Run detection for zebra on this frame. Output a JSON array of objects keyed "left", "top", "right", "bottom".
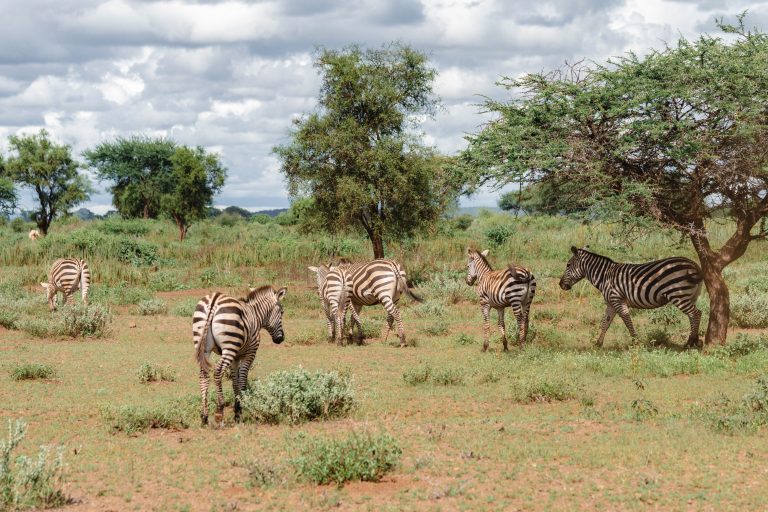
[
  {"left": 193, "top": 285, "right": 287, "bottom": 426},
  {"left": 308, "top": 264, "right": 336, "bottom": 340},
  {"left": 40, "top": 258, "right": 91, "bottom": 312},
  {"left": 308, "top": 263, "right": 356, "bottom": 344},
  {"left": 558, "top": 246, "right": 703, "bottom": 348},
  {"left": 465, "top": 248, "right": 536, "bottom": 352},
  {"left": 333, "top": 259, "right": 422, "bottom": 347}
]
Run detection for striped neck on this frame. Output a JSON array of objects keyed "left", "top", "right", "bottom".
[
  {"left": 581, "top": 251, "right": 616, "bottom": 289},
  {"left": 474, "top": 253, "right": 493, "bottom": 279}
]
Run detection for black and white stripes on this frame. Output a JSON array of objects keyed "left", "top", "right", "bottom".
[
  {"left": 559, "top": 246, "right": 703, "bottom": 347},
  {"left": 40, "top": 258, "right": 91, "bottom": 312}
]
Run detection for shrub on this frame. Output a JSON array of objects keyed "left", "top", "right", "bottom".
[
  {"left": 403, "top": 363, "right": 464, "bottom": 385},
  {"left": 148, "top": 270, "right": 189, "bottom": 292},
  {"left": 19, "top": 318, "right": 62, "bottom": 339},
  {"left": 420, "top": 270, "right": 473, "bottom": 305},
  {"left": 513, "top": 376, "right": 579, "bottom": 403},
  {"left": 451, "top": 214, "right": 474, "bottom": 231},
  {"left": 630, "top": 398, "right": 659, "bottom": 421},
  {"left": 484, "top": 224, "right": 514, "bottom": 247},
  {"left": 136, "top": 299, "right": 168, "bottom": 316},
  {"left": 698, "top": 376, "right": 768, "bottom": 434},
  {"left": 290, "top": 430, "right": 401, "bottom": 486},
  {"left": 730, "top": 294, "right": 768, "bottom": 328},
  {"left": 137, "top": 363, "right": 176, "bottom": 383},
  {"left": 0, "top": 310, "right": 18, "bottom": 330},
  {"left": 97, "top": 218, "right": 151, "bottom": 236},
  {"left": 711, "top": 333, "right": 768, "bottom": 359},
  {"left": 238, "top": 458, "right": 286, "bottom": 488},
  {"left": 90, "top": 285, "right": 153, "bottom": 306},
  {"left": 413, "top": 300, "right": 446, "bottom": 319},
  {"left": 61, "top": 304, "right": 112, "bottom": 338},
  {"left": 101, "top": 403, "right": 192, "bottom": 435},
  {"left": 252, "top": 214, "right": 271, "bottom": 225},
  {"left": 116, "top": 238, "right": 159, "bottom": 267},
  {"left": 419, "top": 321, "right": 449, "bottom": 336},
  {"left": 0, "top": 419, "right": 68, "bottom": 510},
  {"left": 455, "top": 334, "right": 477, "bottom": 346},
  {"left": 240, "top": 368, "right": 356, "bottom": 424},
  {"left": 431, "top": 367, "right": 465, "bottom": 385},
  {"left": 402, "top": 364, "right": 432, "bottom": 385},
  {"left": 644, "top": 328, "right": 673, "bottom": 347},
  {"left": 172, "top": 299, "right": 199, "bottom": 317},
  {"left": 10, "top": 363, "right": 56, "bottom": 381}
]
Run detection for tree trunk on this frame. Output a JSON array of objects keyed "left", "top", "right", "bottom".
[
  {"left": 143, "top": 202, "right": 150, "bottom": 219},
  {"left": 370, "top": 231, "right": 384, "bottom": 259},
  {"left": 700, "top": 262, "right": 729, "bottom": 345}
]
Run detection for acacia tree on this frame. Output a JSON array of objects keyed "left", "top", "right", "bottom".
[
  {"left": 274, "top": 43, "right": 460, "bottom": 258},
  {"left": 161, "top": 146, "right": 226, "bottom": 241},
  {"left": 83, "top": 136, "right": 176, "bottom": 218},
  {"left": 5, "top": 130, "right": 91, "bottom": 234},
  {"left": 461, "top": 16, "right": 768, "bottom": 345},
  {"left": 0, "top": 155, "right": 17, "bottom": 216}
]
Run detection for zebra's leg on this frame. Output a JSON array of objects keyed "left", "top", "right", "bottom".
[
  {"left": 615, "top": 303, "right": 638, "bottom": 342},
  {"left": 323, "top": 301, "right": 334, "bottom": 342},
  {"left": 351, "top": 304, "right": 364, "bottom": 344},
  {"left": 199, "top": 368, "right": 210, "bottom": 425},
  {"left": 213, "top": 352, "right": 235, "bottom": 427},
  {"left": 481, "top": 302, "right": 491, "bottom": 352},
  {"left": 670, "top": 298, "right": 702, "bottom": 348},
  {"left": 496, "top": 307, "right": 508, "bottom": 352},
  {"left": 381, "top": 297, "right": 405, "bottom": 347},
  {"left": 596, "top": 304, "right": 616, "bottom": 347},
  {"left": 229, "top": 358, "right": 241, "bottom": 421},
  {"left": 234, "top": 348, "right": 257, "bottom": 422},
  {"left": 382, "top": 313, "right": 394, "bottom": 344},
  {"left": 518, "top": 300, "right": 532, "bottom": 346}
]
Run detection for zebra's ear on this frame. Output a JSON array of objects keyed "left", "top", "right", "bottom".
[
  {"left": 308, "top": 266, "right": 318, "bottom": 273},
  {"left": 583, "top": 245, "right": 590, "bottom": 251},
  {"left": 275, "top": 287, "right": 287, "bottom": 302},
  {"left": 40, "top": 282, "right": 49, "bottom": 290},
  {"left": 480, "top": 249, "right": 490, "bottom": 257},
  {"left": 570, "top": 246, "right": 578, "bottom": 255}
]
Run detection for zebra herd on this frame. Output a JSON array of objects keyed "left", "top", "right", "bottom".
[{"left": 40, "top": 245, "right": 705, "bottom": 427}]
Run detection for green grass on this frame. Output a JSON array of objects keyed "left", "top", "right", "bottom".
[{"left": 9, "top": 363, "right": 56, "bottom": 381}]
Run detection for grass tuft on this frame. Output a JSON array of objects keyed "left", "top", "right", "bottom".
[{"left": 10, "top": 363, "right": 56, "bottom": 381}]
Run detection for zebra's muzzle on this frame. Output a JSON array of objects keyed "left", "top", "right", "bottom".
[
  {"left": 559, "top": 279, "right": 571, "bottom": 291},
  {"left": 272, "top": 333, "right": 285, "bottom": 344}
]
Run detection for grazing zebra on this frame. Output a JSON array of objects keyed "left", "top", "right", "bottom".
[
  {"left": 193, "top": 285, "right": 287, "bottom": 426},
  {"left": 308, "top": 263, "right": 356, "bottom": 344},
  {"left": 308, "top": 264, "right": 336, "bottom": 340},
  {"left": 334, "top": 259, "right": 422, "bottom": 347},
  {"left": 40, "top": 258, "right": 91, "bottom": 312},
  {"left": 558, "top": 246, "right": 703, "bottom": 348},
  {"left": 465, "top": 248, "right": 537, "bottom": 352}
]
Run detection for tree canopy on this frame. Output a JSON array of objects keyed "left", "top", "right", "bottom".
[
  {"left": 84, "top": 136, "right": 176, "bottom": 219},
  {"left": 0, "top": 155, "right": 17, "bottom": 217},
  {"left": 460, "top": 15, "right": 768, "bottom": 345},
  {"left": 274, "top": 43, "right": 462, "bottom": 258},
  {"left": 5, "top": 130, "right": 91, "bottom": 234}
]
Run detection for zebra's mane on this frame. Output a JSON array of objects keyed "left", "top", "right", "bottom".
[
  {"left": 244, "top": 285, "right": 274, "bottom": 302},
  {"left": 469, "top": 248, "right": 493, "bottom": 270},
  {"left": 581, "top": 249, "right": 614, "bottom": 264}
]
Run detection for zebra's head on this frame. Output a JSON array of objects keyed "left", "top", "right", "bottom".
[
  {"left": 466, "top": 248, "right": 489, "bottom": 286},
  {"left": 263, "top": 287, "right": 288, "bottom": 344},
  {"left": 308, "top": 264, "right": 331, "bottom": 296},
  {"left": 559, "top": 246, "right": 587, "bottom": 290}
]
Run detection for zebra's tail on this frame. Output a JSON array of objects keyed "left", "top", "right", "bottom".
[
  {"left": 80, "top": 260, "right": 91, "bottom": 304},
  {"left": 396, "top": 272, "right": 423, "bottom": 303},
  {"left": 196, "top": 293, "right": 220, "bottom": 371}
]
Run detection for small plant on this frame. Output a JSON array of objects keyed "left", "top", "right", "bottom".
[
  {"left": 403, "top": 364, "right": 464, "bottom": 385},
  {"left": 484, "top": 224, "right": 514, "bottom": 247},
  {"left": 402, "top": 364, "right": 432, "bottom": 385},
  {"left": 630, "top": 399, "right": 659, "bottom": 421},
  {"left": 455, "top": 333, "right": 477, "bottom": 346},
  {"left": 136, "top": 299, "right": 168, "bottom": 316},
  {"left": 19, "top": 318, "right": 62, "bottom": 339},
  {"left": 10, "top": 363, "right": 56, "bottom": 381},
  {"left": 238, "top": 457, "right": 286, "bottom": 488},
  {"left": 730, "top": 294, "right": 768, "bottom": 328},
  {"left": 514, "top": 376, "right": 578, "bottom": 403},
  {"left": 171, "top": 299, "right": 199, "bottom": 317},
  {"left": 61, "top": 304, "right": 112, "bottom": 338},
  {"left": 240, "top": 368, "right": 356, "bottom": 424},
  {"left": 290, "top": 430, "right": 401, "bottom": 486},
  {"left": 420, "top": 320, "right": 449, "bottom": 336},
  {"left": 711, "top": 333, "right": 768, "bottom": 359},
  {"left": 101, "top": 403, "right": 192, "bottom": 435},
  {"left": 413, "top": 300, "right": 446, "bottom": 319},
  {"left": 431, "top": 367, "right": 465, "bottom": 385},
  {"left": 0, "top": 419, "right": 68, "bottom": 510},
  {"left": 0, "top": 310, "right": 18, "bottom": 330},
  {"left": 697, "top": 376, "right": 768, "bottom": 434},
  {"left": 644, "top": 328, "right": 672, "bottom": 347},
  {"left": 137, "top": 363, "right": 176, "bottom": 383}
]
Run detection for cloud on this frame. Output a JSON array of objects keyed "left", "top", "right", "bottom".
[{"left": 1, "top": 0, "right": 766, "bottom": 212}]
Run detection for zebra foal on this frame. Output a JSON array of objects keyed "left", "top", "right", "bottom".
[
  {"left": 40, "top": 258, "right": 91, "bottom": 312},
  {"left": 193, "top": 285, "right": 287, "bottom": 426},
  {"left": 465, "top": 248, "right": 536, "bottom": 352},
  {"left": 559, "top": 246, "right": 703, "bottom": 348}
]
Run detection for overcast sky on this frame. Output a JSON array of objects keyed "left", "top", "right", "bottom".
[{"left": 1, "top": 0, "right": 766, "bottom": 214}]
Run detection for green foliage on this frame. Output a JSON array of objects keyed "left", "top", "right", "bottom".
[
  {"left": 0, "top": 174, "right": 16, "bottom": 217},
  {"left": 116, "top": 238, "right": 159, "bottom": 267},
  {"left": 450, "top": 214, "right": 473, "bottom": 231},
  {"left": 699, "top": 376, "right": 768, "bottom": 434},
  {"left": 711, "top": 334, "right": 768, "bottom": 359},
  {"left": 96, "top": 218, "right": 152, "bottom": 236},
  {"left": 730, "top": 294, "right": 768, "bottom": 328},
  {"left": 101, "top": 403, "right": 192, "bottom": 435},
  {"left": 5, "top": 129, "right": 91, "bottom": 234},
  {"left": 484, "top": 223, "right": 515, "bottom": 247},
  {"left": 0, "top": 419, "right": 68, "bottom": 510},
  {"left": 455, "top": 334, "right": 477, "bottom": 346},
  {"left": 240, "top": 368, "right": 356, "bottom": 424},
  {"left": 630, "top": 399, "right": 659, "bottom": 421},
  {"left": 61, "top": 304, "right": 112, "bottom": 338},
  {"left": 137, "top": 363, "right": 176, "bottom": 383},
  {"left": 290, "top": 430, "right": 401, "bottom": 486},
  {"left": 136, "top": 299, "right": 168, "bottom": 316},
  {"left": 251, "top": 213, "right": 271, "bottom": 225},
  {"left": 402, "top": 363, "right": 464, "bottom": 385},
  {"left": 10, "top": 364, "right": 56, "bottom": 381},
  {"left": 171, "top": 299, "right": 199, "bottom": 317},
  {"left": 512, "top": 376, "right": 579, "bottom": 403},
  {"left": 274, "top": 42, "right": 460, "bottom": 257}
]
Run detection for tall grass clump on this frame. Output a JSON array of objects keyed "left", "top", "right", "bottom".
[
  {"left": 402, "top": 363, "right": 464, "bottom": 385},
  {"left": 61, "top": 304, "right": 112, "bottom": 338},
  {"left": 730, "top": 294, "right": 768, "bottom": 328},
  {"left": 101, "top": 402, "right": 193, "bottom": 435},
  {"left": 0, "top": 419, "right": 68, "bottom": 510},
  {"left": 137, "top": 363, "right": 176, "bottom": 383},
  {"left": 698, "top": 376, "right": 768, "bottom": 434},
  {"left": 10, "top": 364, "right": 56, "bottom": 381},
  {"left": 512, "top": 375, "right": 580, "bottom": 403},
  {"left": 136, "top": 299, "right": 168, "bottom": 316},
  {"left": 240, "top": 368, "right": 356, "bottom": 424},
  {"left": 290, "top": 430, "right": 401, "bottom": 486}
]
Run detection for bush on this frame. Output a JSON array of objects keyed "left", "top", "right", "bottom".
[
  {"left": 451, "top": 214, "right": 473, "bottom": 231},
  {"left": 19, "top": 318, "right": 62, "bottom": 339},
  {"left": 402, "top": 364, "right": 432, "bottom": 385},
  {"left": 0, "top": 419, "right": 68, "bottom": 510},
  {"left": 240, "top": 368, "right": 356, "bottom": 424},
  {"left": 711, "top": 333, "right": 768, "bottom": 359},
  {"left": 137, "top": 363, "right": 176, "bottom": 383},
  {"left": 730, "top": 294, "right": 768, "bottom": 328},
  {"left": 239, "top": 457, "right": 285, "bottom": 488},
  {"left": 90, "top": 285, "right": 153, "bottom": 306},
  {"left": 136, "top": 299, "right": 168, "bottom": 316},
  {"left": 149, "top": 270, "right": 189, "bottom": 292},
  {"left": 252, "top": 214, "right": 271, "bottom": 225},
  {"left": 116, "top": 238, "right": 159, "bottom": 267},
  {"left": 485, "top": 224, "right": 514, "bottom": 247},
  {"left": 402, "top": 363, "right": 464, "bottom": 385},
  {"left": 419, "top": 320, "right": 449, "bottom": 336},
  {"left": 431, "top": 367, "right": 464, "bottom": 385},
  {"left": 97, "top": 218, "right": 151, "bottom": 236},
  {"left": 698, "top": 376, "right": 768, "bottom": 434},
  {"left": 10, "top": 363, "right": 56, "bottom": 381},
  {"left": 290, "top": 430, "right": 401, "bottom": 486},
  {"left": 455, "top": 334, "right": 477, "bottom": 346},
  {"left": 61, "top": 304, "right": 112, "bottom": 338},
  {"left": 101, "top": 403, "right": 192, "bottom": 435},
  {"left": 172, "top": 299, "right": 199, "bottom": 317},
  {"left": 513, "top": 376, "right": 579, "bottom": 403},
  {"left": 630, "top": 398, "right": 659, "bottom": 421}
]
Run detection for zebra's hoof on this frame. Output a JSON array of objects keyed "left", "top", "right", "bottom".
[{"left": 200, "top": 416, "right": 208, "bottom": 426}]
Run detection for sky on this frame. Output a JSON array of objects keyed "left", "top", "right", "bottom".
[{"left": 1, "top": 0, "right": 766, "bottom": 214}]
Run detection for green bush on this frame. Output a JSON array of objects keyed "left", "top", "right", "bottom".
[
  {"left": 485, "top": 224, "right": 514, "bottom": 247},
  {"left": 0, "top": 310, "right": 18, "bottom": 330},
  {"left": 402, "top": 364, "right": 432, "bottom": 385},
  {"left": 403, "top": 363, "right": 464, "bottom": 385},
  {"left": 137, "top": 363, "right": 176, "bottom": 383},
  {"left": 455, "top": 334, "right": 477, "bottom": 346},
  {"left": 97, "top": 218, "right": 151, "bottom": 236},
  {"left": 419, "top": 320, "right": 449, "bottom": 336},
  {"left": 172, "top": 298, "right": 199, "bottom": 317},
  {"left": 136, "top": 299, "right": 168, "bottom": 316},
  {"left": 698, "top": 376, "right": 768, "bottom": 434},
  {"left": 513, "top": 376, "right": 579, "bottom": 403},
  {"left": 711, "top": 333, "right": 768, "bottom": 359},
  {"left": 101, "top": 403, "right": 192, "bottom": 435},
  {"left": 238, "top": 457, "right": 285, "bottom": 488},
  {"left": 730, "top": 294, "right": 768, "bottom": 328},
  {"left": 10, "top": 363, "right": 56, "bottom": 381},
  {"left": 0, "top": 419, "right": 68, "bottom": 510},
  {"left": 240, "top": 368, "right": 356, "bottom": 424},
  {"left": 90, "top": 285, "right": 153, "bottom": 306},
  {"left": 19, "top": 318, "right": 62, "bottom": 339},
  {"left": 61, "top": 304, "right": 112, "bottom": 338},
  {"left": 116, "top": 238, "right": 159, "bottom": 267},
  {"left": 290, "top": 430, "right": 401, "bottom": 486},
  {"left": 630, "top": 398, "right": 659, "bottom": 421},
  {"left": 431, "top": 367, "right": 465, "bottom": 385},
  {"left": 252, "top": 214, "right": 271, "bottom": 225}
]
